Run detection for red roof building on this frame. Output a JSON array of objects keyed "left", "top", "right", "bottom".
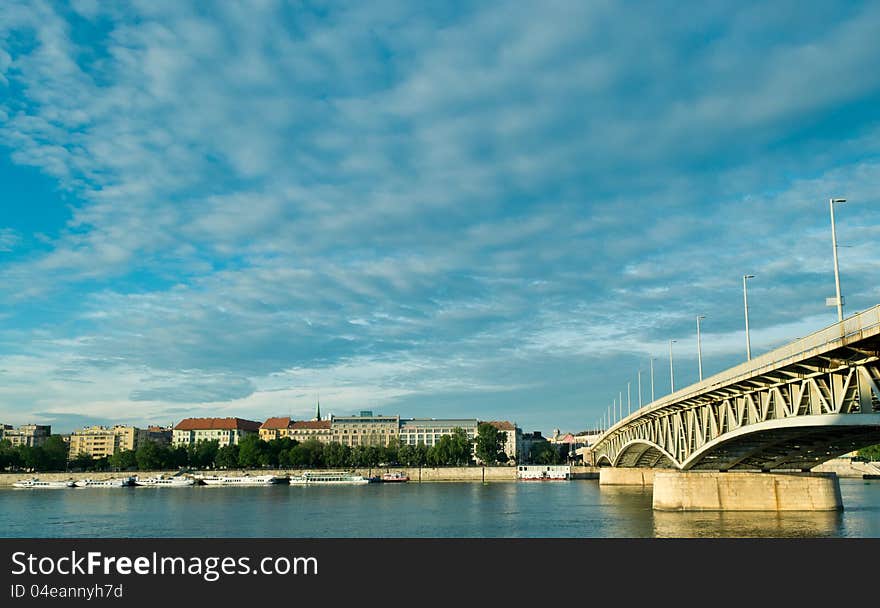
[{"left": 172, "top": 417, "right": 262, "bottom": 447}]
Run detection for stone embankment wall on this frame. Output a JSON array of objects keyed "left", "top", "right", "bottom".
[{"left": 0, "top": 465, "right": 601, "bottom": 486}]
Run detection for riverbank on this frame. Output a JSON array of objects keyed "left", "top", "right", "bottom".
[{"left": 0, "top": 465, "right": 600, "bottom": 486}]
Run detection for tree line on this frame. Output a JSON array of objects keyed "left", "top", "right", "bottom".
[{"left": 1, "top": 423, "right": 570, "bottom": 472}]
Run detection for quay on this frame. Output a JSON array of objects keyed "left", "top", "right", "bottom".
[{"left": 0, "top": 465, "right": 601, "bottom": 487}]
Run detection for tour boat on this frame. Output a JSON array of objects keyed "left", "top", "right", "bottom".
[
  {"left": 516, "top": 466, "right": 571, "bottom": 481},
  {"left": 12, "top": 478, "right": 75, "bottom": 489},
  {"left": 198, "top": 474, "right": 285, "bottom": 486},
  {"left": 380, "top": 471, "right": 410, "bottom": 483},
  {"left": 288, "top": 471, "right": 371, "bottom": 485},
  {"left": 133, "top": 475, "right": 195, "bottom": 487},
  {"left": 74, "top": 477, "right": 135, "bottom": 487}
]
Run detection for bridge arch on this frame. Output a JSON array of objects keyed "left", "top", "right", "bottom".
[{"left": 613, "top": 439, "right": 677, "bottom": 468}]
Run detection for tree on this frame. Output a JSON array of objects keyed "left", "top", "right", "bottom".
[
  {"left": 531, "top": 441, "right": 561, "bottom": 465},
  {"left": 858, "top": 444, "right": 880, "bottom": 461},
  {"left": 237, "top": 435, "right": 266, "bottom": 468},
  {"left": 324, "top": 442, "right": 351, "bottom": 468},
  {"left": 69, "top": 452, "right": 93, "bottom": 471},
  {"left": 135, "top": 441, "right": 166, "bottom": 470},
  {"left": 42, "top": 435, "right": 70, "bottom": 471},
  {"left": 189, "top": 440, "right": 220, "bottom": 469},
  {"left": 109, "top": 449, "right": 137, "bottom": 471},
  {"left": 475, "top": 423, "right": 506, "bottom": 465},
  {"left": 216, "top": 444, "right": 240, "bottom": 469}
]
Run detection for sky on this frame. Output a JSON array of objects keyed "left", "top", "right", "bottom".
[{"left": 0, "top": 1, "right": 878, "bottom": 435}]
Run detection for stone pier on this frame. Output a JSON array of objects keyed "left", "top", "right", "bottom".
[
  {"left": 652, "top": 470, "right": 843, "bottom": 511},
  {"left": 599, "top": 467, "right": 655, "bottom": 486}
]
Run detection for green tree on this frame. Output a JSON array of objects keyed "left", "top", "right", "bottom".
[
  {"left": 531, "top": 441, "right": 561, "bottom": 465},
  {"left": 109, "top": 449, "right": 137, "bottom": 471},
  {"left": 475, "top": 423, "right": 506, "bottom": 465},
  {"left": 324, "top": 442, "right": 351, "bottom": 468},
  {"left": 237, "top": 435, "right": 266, "bottom": 468},
  {"left": 216, "top": 444, "right": 240, "bottom": 469},
  {"left": 858, "top": 444, "right": 880, "bottom": 461},
  {"left": 135, "top": 441, "right": 165, "bottom": 470},
  {"left": 69, "top": 452, "right": 93, "bottom": 471},
  {"left": 42, "top": 435, "right": 70, "bottom": 471},
  {"left": 188, "top": 440, "right": 220, "bottom": 469},
  {"left": 380, "top": 438, "right": 400, "bottom": 465}
]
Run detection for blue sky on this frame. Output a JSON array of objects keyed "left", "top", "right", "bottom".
[{"left": 0, "top": 1, "right": 878, "bottom": 435}]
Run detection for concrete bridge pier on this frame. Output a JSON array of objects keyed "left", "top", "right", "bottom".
[
  {"left": 651, "top": 470, "right": 843, "bottom": 511},
  {"left": 599, "top": 467, "right": 655, "bottom": 486}
]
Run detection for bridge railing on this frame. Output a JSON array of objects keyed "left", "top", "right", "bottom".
[{"left": 602, "top": 304, "right": 880, "bottom": 434}]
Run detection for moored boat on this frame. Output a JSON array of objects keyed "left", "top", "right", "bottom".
[
  {"left": 199, "top": 474, "right": 285, "bottom": 486},
  {"left": 134, "top": 475, "right": 195, "bottom": 487},
  {"left": 74, "top": 477, "right": 135, "bottom": 487},
  {"left": 516, "top": 465, "right": 571, "bottom": 481},
  {"left": 288, "top": 471, "right": 370, "bottom": 485},
  {"left": 380, "top": 471, "right": 410, "bottom": 483},
  {"left": 12, "top": 478, "right": 75, "bottom": 489}
]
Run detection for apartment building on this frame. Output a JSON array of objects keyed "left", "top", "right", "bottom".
[
  {"left": 68, "top": 425, "right": 146, "bottom": 459},
  {"left": 172, "top": 417, "right": 261, "bottom": 447}
]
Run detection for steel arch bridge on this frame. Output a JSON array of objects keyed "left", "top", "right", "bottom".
[{"left": 590, "top": 305, "right": 880, "bottom": 472}]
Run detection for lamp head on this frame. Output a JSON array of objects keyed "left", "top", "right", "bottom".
[
  {"left": 744, "top": 274, "right": 755, "bottom": 279},
  {"left": 831, "top": 198, "right": 846, "bottom": 204}
]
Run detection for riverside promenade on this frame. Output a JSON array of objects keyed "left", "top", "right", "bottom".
[{"left": 0, "top": 465, "right": 600, "bottom": 486}]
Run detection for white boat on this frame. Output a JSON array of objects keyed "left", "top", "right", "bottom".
[
  {"left": 516, "top": 465, "right": 571, "bottom": 481},
  {"left": 288, "top": 471, "right": 371, "bottom": 485},
  {"left": 74, "top": 477, "right": 134, "bottom": 487},
  {"left": 12, "top": 478, "right": 75, "bottom": 489},
  {"left": 133, "top": 475, "right": 195, "bottom": 487},
  {"left": 199, "top": 474, "right": 285, "bottom": 486}
]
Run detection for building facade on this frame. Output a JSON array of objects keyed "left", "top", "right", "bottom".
[
  {"left": 3, "top": 424, "right": 52, "bottom": 448},
  {"left": 483, "top": 420, "right": 520, "bottom": 462},
  {"left": 172, "top": 417, "right": 261, "bottom": 447},
  {"left": 259, "top": 417, "right": 293, "bottom": 442},
  {"left": 68, "top": 425, "right": 146, "bottom": 459},
  {"left": 288, "top": 420, "right": 333, "bottom": 444},
  {"left": 399, "top": 418, "right": 478, "bottom": 447},
  {"left": 330, "top": 413, "right": 400, "bottom": 447}
]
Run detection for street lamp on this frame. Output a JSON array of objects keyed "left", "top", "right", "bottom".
[
  {"left": 696, "top": 315, "right": 706, "bottom": 381},
  {"left": 669, "top": 339, "right": 677, "bottom": 393},
  {"left": 828, "top": 198, "right": 847, "bottom": 322},
  {"left": 637, "top": 368, "right": 642, "bottom": 408},
  {"left": 627, "top": 381, "right": 631, "bottom": 416},
  {"left": 650, "top": 357, "right": 655, "bottom": 403},
  {"left": 743, "top": 274, "right": 755, "bottom": 361}
]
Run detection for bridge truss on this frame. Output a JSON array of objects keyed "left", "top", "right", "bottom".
[{"left": 591, "top": 306, "right": 880, "bottom": 471}]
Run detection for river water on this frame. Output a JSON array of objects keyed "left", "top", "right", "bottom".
[{"left": 2, "top": 479, "right": 879, "bottom": 538}]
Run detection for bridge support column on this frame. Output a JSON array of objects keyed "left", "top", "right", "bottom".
[
  {"left": 599, "top": 468, "right": 655, "bottom": 486},
  {"left": 652, "top": 471, "right": 843, "bottom": 511}
]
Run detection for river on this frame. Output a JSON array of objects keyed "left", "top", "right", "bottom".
[{"left": 2, "top": 479, "right": 879, "bottom": 538}]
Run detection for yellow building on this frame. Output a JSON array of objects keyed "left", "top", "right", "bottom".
[
  {"left": 259, "top": 417, "right": 293, "bottom": 441},
  {"left": 68, "top": 425, "right": 146, "bottom": 459}
]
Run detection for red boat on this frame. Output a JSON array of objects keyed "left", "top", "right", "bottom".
[{"left": 381, "top": 472, "right": 410, "bottom": 483}]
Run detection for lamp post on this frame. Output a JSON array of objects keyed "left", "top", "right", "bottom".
[
  {"left": 669, "top": 339, "right": 676, "bottom": 394},
  {"left": 829, "top": 198, "right": 847, "bottom": 322},
  {"left": 650, "top": 357, "right": 655, "bottom": 403},
  {"left": 697, "top": 315, "right": 705, "bottom": 381},
  {"left": 743, "top": 274, "right": 754, "bottom": 361},
  {"left": 637, "top": 368, "right": 642, "bottom": 408},
  {"left": 627, "top": 381, "right": 631, "bottom": 416}
]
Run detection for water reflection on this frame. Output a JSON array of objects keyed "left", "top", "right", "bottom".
[{"left": 652, "top": 509, "right": 843, "bottom": 538}]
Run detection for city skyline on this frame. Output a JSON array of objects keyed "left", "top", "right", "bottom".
[{"left": 1, "top": 2, "right": 879, "bottom": 436}]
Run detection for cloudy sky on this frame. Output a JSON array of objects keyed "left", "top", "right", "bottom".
[{"left": 0, "top": 1, "right": 878, "bottom": 435}]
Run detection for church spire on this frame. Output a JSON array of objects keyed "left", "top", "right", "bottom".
[{"left": 315, "top": 394, "right": 321, "bottom": 421}]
